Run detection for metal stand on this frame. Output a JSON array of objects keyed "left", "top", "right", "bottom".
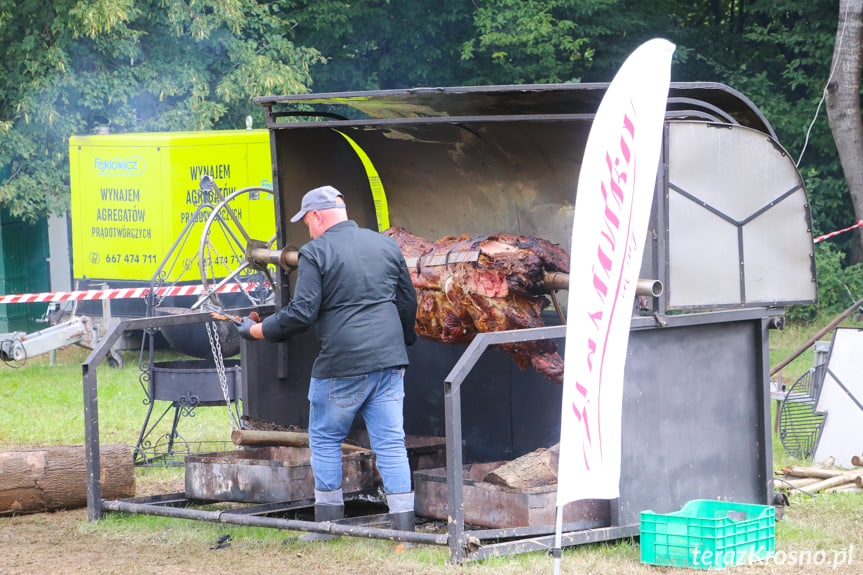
[
  {"left": 132, "top": 389, "right": 186, "bottom": 465},
  {"left": 86, "top": 309, "right": 775, "bottom": 562},
  {"left": 82, "top": 308, "right": 443, "bottom": 550},
  {"left": 442, "top": 325, "right": 636, "bottom": 563},
  {"left": 132, "top": 199, "right": 244, "bottom": 465},
  {"left": 84, "top": 315, "right": 629, "bottom": 559},
  {"left": 84, "top": 307, "right": 269, "bottom": 520},
  {"left": 131, "top": 357, "right": 242, "bottom": 466}
]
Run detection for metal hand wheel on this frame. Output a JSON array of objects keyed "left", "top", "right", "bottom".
[{"left": 192, "top": 180, "right": 279, "bottom": 310}]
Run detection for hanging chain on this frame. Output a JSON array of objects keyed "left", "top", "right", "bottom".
[
  {"left": 197, "top": 201, "right": 279, "bottom": 433},
  {"left": 198, "top": 228, "right": 243, "bottom": 431},
  {"left": 205, "top": 320, "right": 242, "bottom": 431}
]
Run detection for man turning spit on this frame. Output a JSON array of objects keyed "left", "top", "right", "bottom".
[{"left": 239, "top": 185, "right": 418, "bottom": 540}]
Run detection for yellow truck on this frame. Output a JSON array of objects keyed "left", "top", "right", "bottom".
[
  {"left": 15, "top": 129, "right": 280, "bottom": 363},
  {"left": 69, "top": 129, "right": 275, "bottom": 285}
]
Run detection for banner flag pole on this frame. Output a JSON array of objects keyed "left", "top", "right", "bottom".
[
  {"left": 550, "top": 38, "right": 675, "bottom": 571},
  {"left": 552, "top": 505, "right": 563, "bottom": 575}
]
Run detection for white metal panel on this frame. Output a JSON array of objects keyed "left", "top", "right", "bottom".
[
  {"left": 667, "top": 122, "right": 816, "bottom": 309},
  {"left": 813, "top": 328, "right": 863, "bottom": 468},
  {"left": 669, "top": 123, "right": 800, "bottom": 222},
  {"left": 668, "top": 196, "right": 740, "bottom": 306},
  {"left": 743, "top": 194, "right": 816, "bottom": 304}
]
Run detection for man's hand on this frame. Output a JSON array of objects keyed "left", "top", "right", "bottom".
[{"left": 238, "top": 316, "right": 259, "bottom": 341}]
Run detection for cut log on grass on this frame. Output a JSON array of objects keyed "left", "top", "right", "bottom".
[
  {"left": 0, "top": 443, "right": 134, "bottom": 516},
  {"left": 776, "top": 476, "right": 821, "bottom": 490},
  {"left": 484, "top": 443, "right": 560, "bottom": 488},
  {"left": 779, "top": 466, "right": 844, "bottom": 479},
  {"left": 231, "top": 430, "right": 366, "bottom": 452},
  {"left": 802, "top": 470, "right": 863, "bottom": 493},
  {"left": 852, "top": 455, "right": 862, "bottom": 467}
]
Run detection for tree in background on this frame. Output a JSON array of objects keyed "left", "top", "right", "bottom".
[
  {"left": 282, "top": 0, "right": 615, "bottom": 90},
  {"left": 2, "top": 0, "right": 859, "bottom": 278},
  {"left": 826, "top": 0, "right": 863, "bottom": 264},
  {"left": 460, "top": 0, "right": 613, "bottom": 85},
  {"left": 457, "top": 0, "right": 853, "bottom": 257},
  {"left": 0, "top": 0, "right": 321, "bottom": 223},
  {"left": 283, "top": 0, "right": 477, "bottom": 91},
  {"left": 736, "top": 0, "right": 854, "bottom": 260}
]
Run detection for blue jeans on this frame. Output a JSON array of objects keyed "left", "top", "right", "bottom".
[{"left": 308, "top": 367, "right": 411, "bottom": 494}]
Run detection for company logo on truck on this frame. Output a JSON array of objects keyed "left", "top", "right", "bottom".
[{"left": 94, "top": 156, "right": 145, "bottom": 176}]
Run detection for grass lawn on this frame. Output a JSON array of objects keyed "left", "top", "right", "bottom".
[{"left": 0, "top": 317, "right": 861, "bottom": 574}]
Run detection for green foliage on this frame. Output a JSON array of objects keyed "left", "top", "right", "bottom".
[
  {"left": 284, "top": 0, "right": 477, "bottom": 91},
  {"left": 462, "top": 0, "right": 614, "bottom": 85},
  {"left": 0, "top": 0, "right": 322, "bottom": 223},
  {"left": 787, "top": 241, "right": 863, "bottom": 322},
  {"left": 801, "top": 168, "right": 857, "bottom": 253},
  {"left": 2, "top": 0, "right": 861, "bottom": 316}
]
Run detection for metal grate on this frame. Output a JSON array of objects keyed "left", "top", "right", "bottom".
[
  {"left": 778, "top": 364, "right": 827, "bottom": 459},
  {"left": 134, "top": 436, "right": 238, "bottom": 467}
]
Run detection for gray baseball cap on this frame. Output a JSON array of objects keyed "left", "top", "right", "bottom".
[{"left": 290, "top": 185, "right": 346, "bottom": 223}]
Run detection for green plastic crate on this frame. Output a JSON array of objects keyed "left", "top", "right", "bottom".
[{"left": 640, "top": 500, "right": 775, "bottom": 569}]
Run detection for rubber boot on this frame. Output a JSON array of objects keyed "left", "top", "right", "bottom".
[
  {"left": 387, "top": 491, "right": 416, "bottom": 536},
  {"left": 390, "top": 509, "right": 415, "bottom": 532},
  {"left": 298, "top": 503, "right": 344, "bottom": 542}
]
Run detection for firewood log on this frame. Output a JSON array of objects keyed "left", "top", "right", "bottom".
[
  {"left": 0, "top": 444, "right": 134, "bottom": 516},
  {"left": 484, "top": 443, "right": 560, "bottom": 488},
  {"left": 802, "top": 470, "right": 863, "bottom": 493},
  {"left": 776, "top": 476, "right": 821, "bottom": 489},
  {"left": 779, "top": 466, "right": 843, "bottom": 479},
  {"left": 231, "top": 430, "right": 366, "bottom": 452}
]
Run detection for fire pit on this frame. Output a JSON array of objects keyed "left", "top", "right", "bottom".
[
  {"left": 185, "top": 437, "right": 446, "bottom": 504},
  {"left": 415, "top": 462, "right": 609, "bottom": 529},
  {"left": 133, "top": 358, "right": 242, "bottom": 464},
  {"left": 186, "top": 446, "right": 378, "bottom": 503}
]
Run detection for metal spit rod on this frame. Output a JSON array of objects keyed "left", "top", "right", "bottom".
[{"left": 248, "top": 246, "right": 663, "bottom": 298}]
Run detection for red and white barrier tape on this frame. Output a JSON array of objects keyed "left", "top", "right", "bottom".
[
  {"left": 814, "top": 220, "right": 863, "bottom": 243},
  {"left": 10, "top": 220, "right": 858, "bottom": 303},
  {"left": 0, "top": 283, "right": 260, "bottom": 305}
]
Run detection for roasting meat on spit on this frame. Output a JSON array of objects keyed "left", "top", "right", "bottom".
[{"left": 384, "top": 227, "right": 570, "bottom": 384}]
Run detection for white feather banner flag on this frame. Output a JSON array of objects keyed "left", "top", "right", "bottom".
[{"left": 556, "top": 39, "right": 675, "bottom": 507}]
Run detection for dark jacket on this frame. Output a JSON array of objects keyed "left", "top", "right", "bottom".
[{"left": 261, "top": 220, "right": 417, "bottom": 378}]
